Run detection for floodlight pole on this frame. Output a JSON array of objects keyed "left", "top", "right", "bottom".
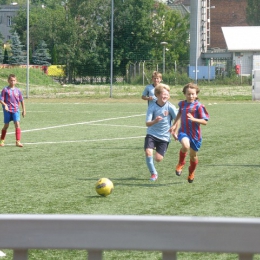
[
  {"left": 26, "top": 0, "right": 29, "bottom": 98},
  {"left": 195, "top": 1, "right": 199, "bottom": 84},
  {"left": 160, "top": 42, "right": 168, "bottom": 74},
  {"left": 110, "top": 0, "right": 114, "bottom": 98}
]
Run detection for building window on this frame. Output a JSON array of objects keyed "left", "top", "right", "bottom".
[{"left": 7, "top": 16, "right": 12, "bottom": 27}]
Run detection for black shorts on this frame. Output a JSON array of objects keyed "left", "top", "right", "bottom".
[{"left": 144, "top": 134, "right": 169, "bottom": 157}]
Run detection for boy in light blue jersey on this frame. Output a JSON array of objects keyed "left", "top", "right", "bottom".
[
  {"left": 144, "top": 83, "right": 178, "bottom": 181},
  {"left": 141, "top": 71, "right": 162, "bottom": 106}
]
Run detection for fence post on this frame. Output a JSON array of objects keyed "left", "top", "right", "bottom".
[
  {"left": 238, "top": 253, "right": 253, "bottom": 260},
  {"left": 163, "top": 251, "right": 177, "bottom": 260},
  {"left": 13, "top": 249, "right": 28, "bottom": 260},
  {"left": 88, "top": 250, "right": 102, "bottom": 260}
]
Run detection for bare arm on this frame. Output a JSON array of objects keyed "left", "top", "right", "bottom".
[
  {"left": 170, "top": 110, "right": 181, "bottom": 132},
  {"left": 167, "top": 109, "right": 181, "bottom": 140},
  {"left": 187, "top": 113, "right": 207, "bottom": 125},
  {"left": 142, "top": 95, "right": 153, "bottom": 101},
  {"left": 20, "top": 100, "right": 26, "bottom": 117},
  {"left": 146, "top": 116, "right": 163, "bottom": 127},
  {"left": 142, "top": 94, "right": 157, "bottom": 101},
  {"left": 0, "top": 100, "right": 8, "bottom": 111}
]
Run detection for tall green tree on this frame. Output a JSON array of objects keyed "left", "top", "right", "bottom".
[
  {"left": 246, "top": 0, "right": 260, "bottom": 25},
  {"left": 13, "top": 3, "right": 66, "bottom": 51},
  {"left": 11, "top": 0, "right": 190, "bottom": 81},
  {"left": 0, "top": 46, "right": 4, "bottom": 64},
  {"left": 57, "top": 0, "right": 111, "bottom": 81},
  {"left": 112, "top": 0, "right": 155, "bottom": 75},
  {"left": 3, "top": 48, "right": 9, "bottom": 64},
  {"left": 0, "top": 0, "right": 8, "bottom": 5},
  {"left": 51, "top": 44, "right": 58, "bottom": 65},
  {"left": 32, "top": 40, "right": 51, "bottom": 65},
  {"left": 0, "top": 36, "right": 4, "bottom": 64},
  {"left": 9, "top": 31, "right": 26, "bottom": 65},
  {"left": 150, "top": 3, "right": 189, "bottom": 65}
]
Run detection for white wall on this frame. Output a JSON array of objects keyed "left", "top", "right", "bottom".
[{"left": 233, "top": 51, "right": 260, "bottom": 75}]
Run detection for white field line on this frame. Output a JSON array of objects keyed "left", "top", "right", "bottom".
[
  {"left": 7, "top": 113, "right": 146, "bottom": 134},
  {"left": 85, "top": 123, "right": 146, "bottom": 129},
  {"left": 15, "top": 136, "right": 145, "bottom": 146},
  {"left": 5, "top": 113, "right": 146, "bottom": 145}
]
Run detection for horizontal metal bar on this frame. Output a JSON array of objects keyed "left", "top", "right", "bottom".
[{"left": 0, "top": 215, "right": 260, "bottom": 255}]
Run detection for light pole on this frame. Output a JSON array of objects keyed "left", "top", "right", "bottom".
[
  {"left": 160, "top": 42, "right": 168, "bottom": 74},
  {"left": 110, "top": 0, "right": 114, "bottom": 98},
  {"left": 26, "top": 0, "right": 29, "bottom": 98}
]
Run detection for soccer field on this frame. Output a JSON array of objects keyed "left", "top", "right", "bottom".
[{"left": 1, "top": 99, "right": 260, "bottom": 260}]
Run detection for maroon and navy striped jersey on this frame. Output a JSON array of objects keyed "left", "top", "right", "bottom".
[
  {"left": 0, "top": 86, "right": 23, "bottom": 113},
  {"left": 178, "top": 100, "right": 209, "bottom": 142}
]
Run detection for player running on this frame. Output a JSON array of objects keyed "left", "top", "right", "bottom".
[
  {"left": 170, "top": 83, "right": 209, "bottom": 183},
  {"left": 144, "top": 83, "right": 178, "bottom": 181}
]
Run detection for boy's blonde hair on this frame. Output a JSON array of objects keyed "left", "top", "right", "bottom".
[
  {"left": 154, "top": 83, "right": 170, "bottom": 97},
  {"left": 152, "top": 71, "right": 162, "bottom": 79}
]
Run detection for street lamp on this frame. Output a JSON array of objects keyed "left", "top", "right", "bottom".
[{"left": 160, "top": 42, "right": 168, "bottom": 74}]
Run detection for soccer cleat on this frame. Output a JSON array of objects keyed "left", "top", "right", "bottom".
[
  {"left": 16, "top": 141, "right": 23, "bottom": 147},
  {"left": 0, "top": 140, "right": 4, "bottom": 147},
  {"left": 187, "top": 172, "right": 195, "bottom": 183},
  {"left": 175, "top": 163, "right": 185, "bottom": 176},
  {"left": 150, "top": 173, "right": 158, "bottom": 181}
]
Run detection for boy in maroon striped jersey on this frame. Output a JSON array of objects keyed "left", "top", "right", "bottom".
[
  {"left": 0, "top": 74, "right": 26, "bottom": 147},
  {"left": 170, "top": 83, "right": 209, "bottom": 183}
]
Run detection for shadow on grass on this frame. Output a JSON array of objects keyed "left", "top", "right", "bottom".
[
  {"left": 204, "top": 164, "right": 260, "bottom": 167},
  {"left": 77, "top": 177, "right": 147, "bottom": 181},
  {"left": 78, "top": 177, "right": 183, "bottom": 187}
]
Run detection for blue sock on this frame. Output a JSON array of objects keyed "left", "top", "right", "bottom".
[{"left": 146, "top": 156, "right": 157, "bottom": 175}]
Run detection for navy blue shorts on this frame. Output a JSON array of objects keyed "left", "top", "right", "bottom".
[
  {"left": 178, "top": 132, "right": 202, "bottom": 152},
  {"left": 144, "top": 134, "right": 169, "bottom": 157}
]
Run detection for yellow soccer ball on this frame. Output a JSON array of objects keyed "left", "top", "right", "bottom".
[{"left": 95, "top": 178, "right": 114, "bottom": 197}]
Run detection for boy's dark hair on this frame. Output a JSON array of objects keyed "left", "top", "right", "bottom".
[
  {"left": 182, "top": 83, "right": 200, "bottom": 100},
  {"left": 183, "top": 83, "right": 200, "bottom": 93},
  {"left": 8, "top": 74, "right": 16, "bottom": 80}
]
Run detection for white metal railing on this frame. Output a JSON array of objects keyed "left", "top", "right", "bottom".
[{"left": 0, "top": 215, "right": 260, "bottom": 260}]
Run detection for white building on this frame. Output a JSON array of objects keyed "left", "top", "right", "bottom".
[{"left": 222, "top": 26, "right": 260, "bottom": 76}]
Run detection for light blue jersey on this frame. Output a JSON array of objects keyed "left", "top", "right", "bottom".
[
  {"left": 142, "top": 84, "right": 157, "bottom": 105},
  {"left": 146, "top": 101, "right": 178, "bottom": 142}
]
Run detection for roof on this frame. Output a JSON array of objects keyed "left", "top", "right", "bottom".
[
  {"left": 222, "top": 26, "right": 260, "bottom": 51},
  {"left": 168, "top": 4, "right": 190, "bottom": 17}
]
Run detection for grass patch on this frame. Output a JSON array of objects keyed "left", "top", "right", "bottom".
[
  {"left": 0, "top": 67, "right": 253, "bottom": 101},
  {"left": 0, "top": 99, "right": 260, "bottom": 259}
]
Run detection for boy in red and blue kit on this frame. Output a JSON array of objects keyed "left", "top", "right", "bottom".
[
  {"left": 0, "top": 74, "right": 26, "bottom": 147},
  {"left": 170, "top": 83, "right": 209, "bottom": 183}
]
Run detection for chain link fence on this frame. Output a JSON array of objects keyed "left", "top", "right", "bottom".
[{"left": 0, "top": 57, "right": 251, "bottom": 87}]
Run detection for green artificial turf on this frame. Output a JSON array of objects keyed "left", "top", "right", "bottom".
[{"left": 0, "top": 99, "right": 260, "bottom": 259}]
